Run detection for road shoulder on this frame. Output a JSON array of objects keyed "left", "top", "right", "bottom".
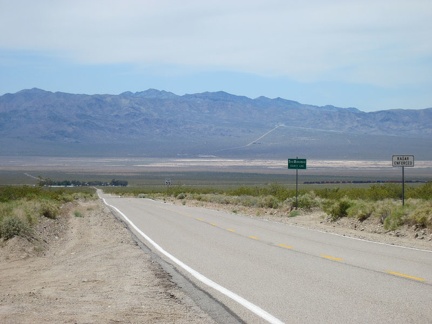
[{"left": 0, "top": 199, "right": 216, "bottom": 323}]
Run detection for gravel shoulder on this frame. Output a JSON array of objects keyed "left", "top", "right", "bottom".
[{"left": 0, "top": 196, "right": 430, "bottom": 323}]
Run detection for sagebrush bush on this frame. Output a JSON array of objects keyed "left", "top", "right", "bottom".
[
  {"left": 405, "top": 201, "right": 432, "bottom": 229},
  {"left": 407, "top": 182, "right": 432, "bottom": 200},
  {"left": 367, "top": 184, "right": 402, "bottom": 201},
  {"left": 347, "top": 200, "right": 375, "bottom": 221},
  {"left": 0, "top": 216, "right": 29, "bottom": 240},
  {"left": 258, "top": 195, "right": 279, "bottom": 209},
  {"left": 58, "top": 193, "right": 75, "bottom": 203},
  {"left": 383, "top": 207, "right": 406, "bottom": 231},
  {"left": 289, "top": 210, "right": 301, "bottom": 217},
  {"left": 23, "top": 200, "right": 41, "bottom": 225},
  {"left": 323, "top": 197, "right": 353, "bottom": 221},
  {"left": 299, "top": 192, "right": 320, "bottom": 210},
  {"left": 0, "top": 203, "right": 14, "bottom": 220},
  {"left": 237, "top": 195, "right": 259, "bottom": 207},
  {"left": 40, "top": 200, "right": 59, "bottom": 219},
  {"left": 176, "top": 193, "right": 187, "bottom": 200},
  {"left": 228, "top": 183, "right": 294, "bottom": 201},
  {"left": 372, "top": 199, "right": 399, "bottom": 224},
  {"left": 74, "top": 210, "right": 83, "bottom": 218},
  {"left": 229, "top": 186, "right": 261, "bottom": 197},
  {"left": 0, "top": 186, "right": 98, "bottom": 240},
  {"left": 284, "top": 192, "right": 322, "bottom": 210}
]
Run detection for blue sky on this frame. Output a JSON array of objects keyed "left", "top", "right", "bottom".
[{"left": 1, "top": 0, "right": 431, "bottom": 112}]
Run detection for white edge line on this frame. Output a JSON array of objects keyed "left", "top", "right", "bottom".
[
  {"left": 287, "top": 223, "right": 432, "bottom": 253},
  {"left": 139, "top": 197, "right": 431, "bottom": 254},
  {"left": 155, "top": 198, "right": 431, "bottom": 254},
  {"left": 101, "top": 196, "right": 284, "bottom": 324}
]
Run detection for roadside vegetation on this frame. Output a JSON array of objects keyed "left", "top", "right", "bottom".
[
  {"left": 0, "top": 186, "right": 95, "bottom": 241},
  {"left": 105, "top": 182, "right": 432, "bottom": 231}
]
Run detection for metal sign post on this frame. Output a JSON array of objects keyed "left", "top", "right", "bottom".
[
  {"left": 288, "top": 158, "right": 307, "bottom": 209},
  {"left": 392, "top": 155, "right": 414, "bottom": 206}
]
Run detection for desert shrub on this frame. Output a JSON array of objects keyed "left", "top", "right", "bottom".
[
  {"left": 227, "top": 183, "right": 293, "bottom": 202},
  {"left": 266, "top": 183, "right": 291, "bottom": 201},
  {"left": 383, "top": 207, "right": 406, "bottom": 231},
  {"left": 347, "top": 200, "right": 375, "bottom": 221},
  {"left": 57, "top": 192, "right": 76, "bottom": 203},
  {"left": 372, "top": 199, "right": 399, "bottom": 224},
  {"left": 23, "top": 201, "right": 40, "bottom": 225},
  {"left": 196, "top": 193, "right": 262, "bottom": 208},
  {"left": 74, "top": 210, "right": 83, "bottom": 218},
  {"left": 0, "top": 216, "right": 29, "bottom": 240},
  {"left": 313, "top": 183, "right": 422, "bottom": 201},
  {"left": 229, "top": 186, "right": 261, "bottom": 197},
  {"left": 1, "top": 200, "right": 39, "bottom": 226},
  {"left": 289, "top": 210, "right": 301, "bottom": 217},
  {"left": 373, "top": 184, "right": 403, "bottom": 200},
  {"left": 176, "top": 193, "right": 187, "bottom": 200},
  {"left": 0, "top": 186, "right": 42, "bottom": 202},
  {"left": 315, "top": 187, "right": 343, "bottom": 200},
  {"left": 237, "top": 195, "right": 259, "bottom": 207},
  {"left": 0, "top": 186, "right": 98, "bottom": 239},
  {"left": 407, "top": 182, "right": 432, "bottom": 200},
  {"left": 323, "top": 197, "right": 353, "bottom": 221},
  {"left": 282, "top": 197, "right": 296, "bottom": 210},
  {"left": 283, "top": 192, "right": 321, "bottom": 210},
  {"left": 214, "top": 194, "right": 232, "bottom": 205},
  {"left": 297, "top": 192, "right": 321, "bottom": 210},
  {"left": 405, "top": 202, "right": 432, "bottom": 229},
  {"left": 166, "top": 186, "right": 221, "bottom": 198},
  {"left": 199, "top": 193, "right": 232, "bottom": 205},
  {"left": 0, "top": 186, "right": 96, "bottom": 203},
  {"left": 258, "top": 195, "right": 279, "bottom": 209},
  {"left": 187, "top": 193, "right": 200, "bottom": 201},
  {"left": 25, "top": 211, "right": 36, "bottom": 224},
  {"left": 40, "top": 200, "right": 59, "bottom": 219},
  {"left": 0, "top": 203, "right": 14, "bottom": 220}
]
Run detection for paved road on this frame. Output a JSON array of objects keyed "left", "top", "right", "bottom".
[{"left": 101, "top": 193, "right": 432, "bottom": 323}]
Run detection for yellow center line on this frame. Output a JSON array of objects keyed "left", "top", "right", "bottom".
[
  {"left": 195, "top": 218, "right": 205, "bottom": 222},
  {"left": 387, "top": 271, "right": 425, "bottom": 282},
  {"left": 210, "top": 223, "right": 218, "bottom": 227},
  {"left": 248, "top": 236, "right": 259, "bottom": 240},
  {"left": 277, "top": 243, "right": 293, "bottom": 250},
  {"left": 227, "top": 228, "right": 236, "bottom": 233},
  {"left": 321, "top": 254, "right": 343, "bottom": 262}
]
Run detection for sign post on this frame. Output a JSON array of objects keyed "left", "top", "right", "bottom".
[
  {"left": 288, "top": 158, "right": 307, "bottom": 209},
  {"left": 392, "top": 155, "right": 414, "bottom": 206}
]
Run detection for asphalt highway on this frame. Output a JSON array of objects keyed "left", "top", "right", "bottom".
[{"left": 100, "top": 193, "right": 432, "bottom": 323}]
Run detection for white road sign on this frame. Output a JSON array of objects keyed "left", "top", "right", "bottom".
[{"left": 392, "top": 155, "right": 414, "bottom": 167}]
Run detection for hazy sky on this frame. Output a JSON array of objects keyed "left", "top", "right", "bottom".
[{"left": 1, "top": 0, "right": 431, "bottom": 111}]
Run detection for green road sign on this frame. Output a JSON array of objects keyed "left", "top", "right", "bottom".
[{"left": 288, "top": 158, "right": 307, "bottom": 169}]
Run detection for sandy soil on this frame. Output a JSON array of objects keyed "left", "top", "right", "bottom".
[
  {"left": 0, "top": 196, "right": 430, "bottom": 324},
  {"left": 0, "top": 199, "right": 216, "bottom": 323}
]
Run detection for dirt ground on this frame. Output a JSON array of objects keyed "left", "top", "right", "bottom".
[
  {"left": 0, "top": 197, "right": 431, "bottom": 324},
  {"left": 0, "top": 199, "right": 216, "bottom": 323}
]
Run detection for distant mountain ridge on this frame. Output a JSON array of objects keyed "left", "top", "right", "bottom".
[{"left": 0, "top": 88, "right": 431, "bottom": 159}]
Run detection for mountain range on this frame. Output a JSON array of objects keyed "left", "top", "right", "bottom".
[{"left": 0, "top": 88, "right": 431, "bottom": 160}]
